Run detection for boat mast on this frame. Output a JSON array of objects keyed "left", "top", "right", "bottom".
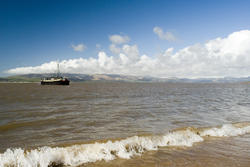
[{"left": 57, "top": 62, "right": 60, "bottom": 77}]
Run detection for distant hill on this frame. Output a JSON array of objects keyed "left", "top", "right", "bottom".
[
  {"left": 1, "top": 73, "right": 250, "bottom": 83},
  {"left": 0, "top": 75, "right": 41, "bottom": 82},
  {"left": 0, "top": 74, "right": 161, "bottom": 83}
]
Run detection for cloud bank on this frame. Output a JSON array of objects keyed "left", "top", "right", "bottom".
[
  {"left": 153, "top": 26, "right": 176, "bottom": 41},
  {"left": 6, "top": 30, "right": 250, "bottom": 78}
]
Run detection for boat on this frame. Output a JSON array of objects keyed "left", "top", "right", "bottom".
[{"left": 41, "top": 63, "right": 70, "bottom": 85}]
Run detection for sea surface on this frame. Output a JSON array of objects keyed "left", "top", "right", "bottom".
[{"left": 1, "top": 82, "right": 250, "bottom": 167}]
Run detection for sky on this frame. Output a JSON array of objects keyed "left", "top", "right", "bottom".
[{"left": 1, "top": 0, "right": 250, "bottom": 78}]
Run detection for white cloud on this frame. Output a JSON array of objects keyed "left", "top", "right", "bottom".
[
  {"left": 109, "top": 35, "right": 130, "bottom": 44},
  {"left": 72, "top": 43, "right": 86, "bottom": 52},
  {"left": 109, "top": 44, "right": 121, "bottom": 55},
  {"left": 153, "top": 26, "right": 176, "bottom": 41},
  {"left": 6, "top": 30, "right": 250, "bottom": 78},
  {"left": 122, "top": 44, "right": 139, "bottom": 62}
]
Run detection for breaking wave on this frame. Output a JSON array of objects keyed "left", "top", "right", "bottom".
[{"left": 1, "top": 123, "right": 250, "bottom": 167}]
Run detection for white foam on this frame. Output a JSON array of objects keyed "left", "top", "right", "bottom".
[
  {"left": 1, "top": 123, "right": 250, "bottom": 167},
  {"left": 200, "top": 124, "right": 250, "bottom": 137}
]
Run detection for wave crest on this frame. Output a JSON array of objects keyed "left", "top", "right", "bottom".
[{"left": 1, "top": 123, "right": 250, "bottom": 167}]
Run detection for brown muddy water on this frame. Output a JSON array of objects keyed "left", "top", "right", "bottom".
[{"left": 0, "top": 82, "right": 250, "bottom": 167}]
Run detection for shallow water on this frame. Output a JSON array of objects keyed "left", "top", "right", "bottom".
[{"left": 0, "top": 82, "right": 250, "bottom": 166}]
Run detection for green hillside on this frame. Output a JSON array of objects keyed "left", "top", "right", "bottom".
[{"left": 0, "top": 76, "right": 40, "bottom": 82}]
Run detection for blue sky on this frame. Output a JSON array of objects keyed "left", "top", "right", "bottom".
[{"left": 1, "top": 0, "right": 250, "bottom": 77}]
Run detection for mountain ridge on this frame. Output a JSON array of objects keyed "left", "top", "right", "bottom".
[{"left": 1, "top": 73, "right": 250, "bottom": 83}]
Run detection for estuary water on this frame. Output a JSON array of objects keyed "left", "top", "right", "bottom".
[{"left": 0, "top": 82, "right": 250, "bottom": 167}]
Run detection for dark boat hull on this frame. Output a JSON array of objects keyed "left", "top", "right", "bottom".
[{"left": 41, "top": 80, "right": 70, "bottom": 85}]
